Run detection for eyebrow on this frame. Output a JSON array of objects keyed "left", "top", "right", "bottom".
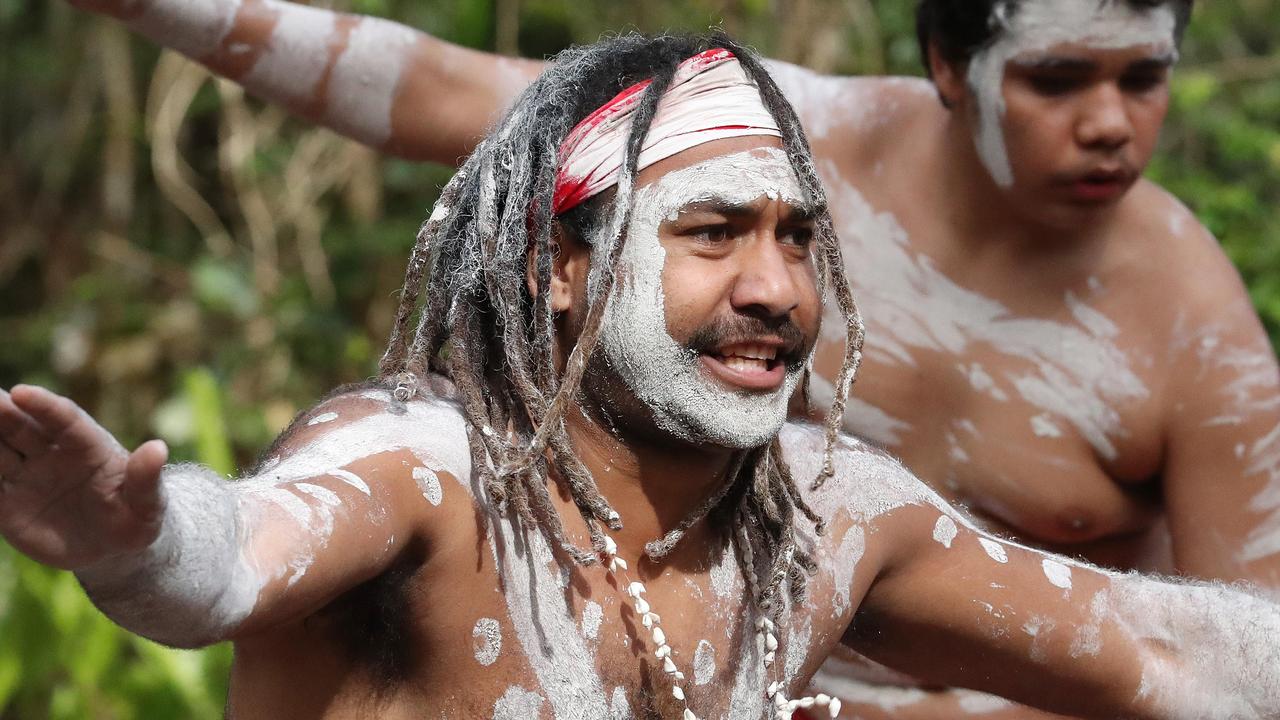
[
  {"left": 1010, "top": 51, "right": 1177, "bottom": 73},
  {"left": 675, "top": 197, "right": 818, "bottom": 222}
]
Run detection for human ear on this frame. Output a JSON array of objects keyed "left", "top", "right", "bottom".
[
  {"left": 526, "top": 224, "right": 588, "bottom": 314},
  {"left": 928, "top": 41, "right": 967, "bottom": 110}
]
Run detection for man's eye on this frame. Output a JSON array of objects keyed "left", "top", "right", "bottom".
[
  {"left": 692, "top": 225, "right": 732, "bottom": 243},
  {"left": 1028, "top": 74, "right": 1083, "bottom": 96},
  {"left": 781, "top": 227, "right": 814, "bottom": 247},
  {"left": 1119, "top": 71, "right": 1166, "bottom": 94}
]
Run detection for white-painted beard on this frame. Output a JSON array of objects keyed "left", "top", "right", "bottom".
[
  {"left": 593, "top": 148, "right": 810, "bottom": 449},
  {"left": 965, "top": 0, "right": 1178, "bottom": 188}
]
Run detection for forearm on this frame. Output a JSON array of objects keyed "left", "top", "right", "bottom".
[
  {"left": 99, "top": 0, "right": 531, "bottom": 161},
  {"left": 75, "top": 463, "right": 260, "bottom": 648}
]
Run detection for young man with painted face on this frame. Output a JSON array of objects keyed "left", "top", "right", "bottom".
[{"left": 6, "top": 32, "right": 1280, "bottom": 720}]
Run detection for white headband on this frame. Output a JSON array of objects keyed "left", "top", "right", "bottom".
[{"left": 553, "top": 49, "right": 783, "bottom": 214}]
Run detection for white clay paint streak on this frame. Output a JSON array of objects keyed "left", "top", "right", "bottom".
[
  {"left": 326, "top": 17, "right": 418, "bottom": 146},
  {"left": 129, "top": 0, "right": 241, "bottom": 59},
  {"left": 967, "top": 0, "right": 1177, "bottom": 186},
  {"left": 307, "top": 411, "right": 339, "bottom": 426},
  {"left": 599, "top": 148, "right": 807, "bottom": 448},
  {"left": 241, "top": 1, "right": 334, "bottom": 106},
  {"left": 979, "top": 538, "right": 1010, "bottom": 564},
  {"left": 817, "top": 165, "right": 1148, "bottom": 460}
]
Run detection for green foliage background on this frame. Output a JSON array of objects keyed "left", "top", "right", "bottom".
[{"left": 0, "top": 0, "right": 1277, "bottom": 716}]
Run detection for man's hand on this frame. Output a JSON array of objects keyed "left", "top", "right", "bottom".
[{"left": 0, "top": 385, "right": 167, "bottom": 570}]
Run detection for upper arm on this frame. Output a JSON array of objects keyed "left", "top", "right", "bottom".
[
  {"left": 1159, "top": 226, "right": 1280, "bottom": 585},
  {"left": 226, "top": 386, "right": 472, "bottom": 636}
]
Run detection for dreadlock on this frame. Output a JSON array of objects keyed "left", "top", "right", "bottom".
[{"left": 376, "top": 32, "right": 866, "bottom": 616}]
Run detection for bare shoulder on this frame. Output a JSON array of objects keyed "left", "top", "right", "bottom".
[
  {"left": 761, "top": 61, "right": 939, "bottom": 153},
  {"left": 250, "top": 380, "right": 473, "bottom": 489},
  {"left": 1118, "top": 181, "right": 1246, "bottom": 305},
  {"left": 777, "top": 422, "right": 945, "bottom": 525}
]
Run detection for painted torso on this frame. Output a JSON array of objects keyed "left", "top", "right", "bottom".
[
  {"left": 224, "top": 390, "right": 930, "bottom": 719},
  {"left": 771, "top": 66, "right": 1178, "bottom": 570}
]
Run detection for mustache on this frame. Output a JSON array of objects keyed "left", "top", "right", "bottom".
[{"left": 684, "top": 315, "right": 812, "bottom": 371}]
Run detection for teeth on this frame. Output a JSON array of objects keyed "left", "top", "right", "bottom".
[
  {"left": 724, "top": 356, "right": 769, "bottom": 373},
  {"left": 719, "top": 343, "right": 777, "bottom": 361}
]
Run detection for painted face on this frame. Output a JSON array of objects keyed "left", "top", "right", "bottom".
[
  {"left": 595, "top": 141, "right": 821, "bottom": 448},
  {"left": 965, "top": 0, "right": 1177, "bottom": 219}
]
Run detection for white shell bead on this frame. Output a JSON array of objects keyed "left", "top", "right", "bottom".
[
  {"left": 652, "top": 626, "right": 666, "bottom": 646},
  {"left": 683, "top": 709, "right": 697, "bottom": 720},
  {"left": 635, "top": 597, "right": 651, "bottom": 614},
  {"left": 663, "top": 656, "right": 678, "bottom": 673},
  {"left": 829, "top": 698, "right": 841, "bottom": 716},
  {"left": 672, "top": 686, "right": 685, "bottom": 701}
]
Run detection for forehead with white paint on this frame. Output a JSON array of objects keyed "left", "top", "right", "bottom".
[
  {"left": 595, "top": 146, "right": 811, "bottom": 448},
  {"left": 966, "top": 0, "right": 1178, "bottom": 187}
]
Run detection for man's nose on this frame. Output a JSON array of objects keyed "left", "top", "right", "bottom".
[
  {"left": 1076, "top": 84, "right": 1134, "bottom": 151},
  {"left": 729, "top": 233, "right": 802, "bottom": 319}
]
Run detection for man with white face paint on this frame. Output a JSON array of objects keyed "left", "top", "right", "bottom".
[
  {"left": 49, "top": 0, "right": 1280, "bottom": 714},
  {"left": 46, "top": 0, "right": 1280, "bottom": 713},
  {"left": 6, "top": 31, "right": 1280, "bottom": 720}
]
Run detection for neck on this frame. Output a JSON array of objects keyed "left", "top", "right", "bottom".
[{"left": 560, "top": 400, "right": 740, "bottom": 565}]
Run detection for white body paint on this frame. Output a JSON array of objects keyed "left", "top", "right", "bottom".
[
  {"left": 693, "top": 639, "right": 716, "bottom": 686},
  {"left": 818, "top": 167, "right": 1148, "bottom": 459},
  {"left": 307, "top": 411, "right": 339, "bottom": 426},
  {"left": 472, "top": 617, "right": 503, "bottom": 666},
  {"left": 1041, "top": 558, "right": 1073, "bottom": 590},
  {"left": 966, "top": 0, "right": 1178, "bottom": 187},
  {"left": 241, "top": 2, "right": 335, "bottom": 107},
  {"left": 598, "top": 148, "right": 807, "bottom": 449},
  {"left": 932, "top": 515, "right": 958, "bottom": 549},
  {"left": 492, "top": 686, "right": 544, "bottom": 720},
  {"left": 129, "top": 0, "right": 241, "bottom": 60},
  {"left": 581, "top": 601, "right": 603, "bottom": 641},
  {"left": 413, "top": 466, "right": 444, "bottom": 506},
  {"left": 325, "top": 17, "right": 418, "bottom": 147},
  {"left": 979, "top": 538, "right": 1010, "bottom": 564}
]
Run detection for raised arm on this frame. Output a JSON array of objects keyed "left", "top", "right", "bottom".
[
  {"left": 0, "top": 383, "right": 469, "bottom": 648},
  {"left": 853, "top": 496, "right": 1280, "bottom": 719},
  {"left": 71, "top": 0, "right": 543, "bottom": 163}
]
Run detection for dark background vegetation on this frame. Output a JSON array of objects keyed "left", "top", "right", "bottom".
[{"left": 0, "top": 0, "right": 1277, "bottom": 716}]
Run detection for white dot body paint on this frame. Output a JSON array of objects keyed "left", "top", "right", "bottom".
[
  {"left": 128, "top": 0, "right": 241, "bottom": 59},
  {"left": 1030, "top": 413, "right": 1063, "bottom": 439},
  {"left": 966, "top": 0, "right": 1178, "bottom": 187},
  {"left": 979, "top": 538, "right": 1010, "bottom": 564},
  {"left": 241, "top": 1, "right": 335, "bottom": 107},
  {"left": 581, "top": 601, "right": 603, "bottom": 641},
  {"left": 492, "top": 686, "right": 544, "bottom": 720},
  {"left": 932, "top": 515, "right": 958, "bottom": 549},
  {"left": 1041, "top": 558, "right": 1073, "bottom": 590},
  {"left": 693, "top": 639, "right": 716, "bottom": 686},
  {"left": 955, "top": 689, "right": 1016, "bottom": 713},
  {"left": 472, "top": 617, "right": 502, "bottom": 666},
  {"left": 307, "top": 411, "right": 339, "bottom": 426},
  {"left": 597, "top": 148, "right": 808, "bottom": 448},
  {"left": 326, "top": 17, "right": 418, "bottom": 147},
  {"left": 413, "top": 466, "right": 443, "bottom": 506}
]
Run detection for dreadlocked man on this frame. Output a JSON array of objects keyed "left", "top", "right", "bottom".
[{"left": 4, "top": 33, "right": 1280, "bottom": 720}]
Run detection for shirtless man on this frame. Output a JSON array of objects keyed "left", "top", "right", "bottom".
[
  {"left": 4, "top": 34, "right": 1280, "bottom": 720},
  {"left": 56, "top": 0, "right": 1280, "bottom": 714}
]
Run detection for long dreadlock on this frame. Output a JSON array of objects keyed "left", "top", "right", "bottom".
[{"left": 376, "top": 32, "right": 866, "bottom": 616}]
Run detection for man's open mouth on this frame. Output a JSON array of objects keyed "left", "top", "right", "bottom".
[{"left": 700, "top": 341, "right": 788, "bottom": 390}]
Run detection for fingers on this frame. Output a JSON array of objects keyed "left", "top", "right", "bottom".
[
  {"left": 9, "top": 384, "right": 116, "bottom": 456},
  {"left": 123, "top": 439, "right": 167, "bottom": 521},
  {"left": 0, "top": 387, "right": 51, "bottom": 458}
]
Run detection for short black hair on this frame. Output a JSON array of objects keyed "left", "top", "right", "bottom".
[{"left": 916, "top": 0, "right": 1195, "bottom": 77}]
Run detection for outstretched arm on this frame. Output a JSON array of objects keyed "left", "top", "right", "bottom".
[
  {"left": 0, "top": 383, "right": 467, "bottom": 648},
  {"left": 71, "top": 0, "right": 543, "bottom": 163},
  {"left": 854, "top": 496, "right": 1280, "bottom": 719}
]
